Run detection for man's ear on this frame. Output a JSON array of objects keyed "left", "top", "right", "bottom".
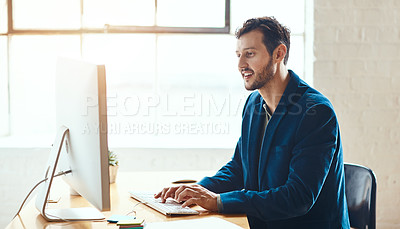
[{"left": 273, "top": 44, "right": 287, "bottom": 63}]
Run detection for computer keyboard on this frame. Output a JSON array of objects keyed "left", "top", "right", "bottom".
[{"left": 129, "top": 191, "right": 200, "bottom": 216}]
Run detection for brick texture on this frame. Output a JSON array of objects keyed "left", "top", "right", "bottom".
[{"left": 314, "top": 0, "right": 400, "bottom": 227}]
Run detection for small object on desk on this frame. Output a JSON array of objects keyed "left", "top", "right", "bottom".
[
  {"left": 117, "top": 219, "right": 145, "bottom": 226},
  {"left": 172, "top": 179, "right": 197, "bottom": 184},
  {"left": 119, "top": 225, "right": 144, "bottom": 229},
  {"left": 107, "top": 214, "right": 136, "bottom": 223},
  {"left": 117, "top": 219, "right": 145, "bottom": 229}
]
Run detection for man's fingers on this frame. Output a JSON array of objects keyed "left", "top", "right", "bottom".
[
  {"left": 181, "top": 197, "right": 200, "bottom": 208},
  {"left": 164, "top": 187, "right": 177, "bottom": 199},
  {"left": 154, "top": 191, "right": 161, "bottom": 198},
  {"left": 156, "top": 185, "right": 201, "bottom": 204},
  {"left": 174, "top": 185, "right": 190, "bottom": 200},
  {"left": 176, "top": 188, "right": 197, "bottom": 202},
  {"left": 159, "top": 187, "right": 172, "bottom": 202},
  {"left": 156, "top": 185, "right": 187, "bottom": 202},
  {"left": 157, "top": 184, "right": 218, "bottom": 211}
]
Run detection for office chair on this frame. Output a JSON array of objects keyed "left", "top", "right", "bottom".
[{"left": 344, "top": 163, "right": 377, "bottom": 229}]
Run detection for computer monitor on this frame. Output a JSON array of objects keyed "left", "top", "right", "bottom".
[{"left": 35, "top": 57, "right": 110, "bottom": 221}]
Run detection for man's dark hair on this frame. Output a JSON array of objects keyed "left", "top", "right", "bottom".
[{"left": 235, "top": 16, "right": 291, "bottom": 65}]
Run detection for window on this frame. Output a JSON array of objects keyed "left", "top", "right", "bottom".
[
  {"left": 0, "top": 0, "right": 310, "bottom": 148},
  {"left": 0, "top": 36, "right": 8, "bottom": 136}
]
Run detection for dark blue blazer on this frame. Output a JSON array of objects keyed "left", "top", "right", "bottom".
[{"left": 198, "top": 71, "right": 350, "bottom": 228}]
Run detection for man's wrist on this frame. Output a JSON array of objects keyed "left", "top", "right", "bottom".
[{"left": 216, "top": 194, "right": 224, "bottom": 212}]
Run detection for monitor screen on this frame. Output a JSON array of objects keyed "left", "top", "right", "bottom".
[{"left": 36, "top": 57, "right": 110, "bottom": 221}]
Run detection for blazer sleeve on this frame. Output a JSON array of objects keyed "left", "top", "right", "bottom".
[
  {"left": 197, "top": 139, "right": 244, "bottom": 193},
  {"left": 219, "top": 103, "right": 340, "bottom": 221}
]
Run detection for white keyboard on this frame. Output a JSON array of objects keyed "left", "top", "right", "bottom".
[{"left": 129, "top": 191, "right": 199, "bottom": 216}]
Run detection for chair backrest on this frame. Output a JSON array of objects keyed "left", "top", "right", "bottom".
[{"left": 344, "top": 163, "right": 377, "bottom": 229}]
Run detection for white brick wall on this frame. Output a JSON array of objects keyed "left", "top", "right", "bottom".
[{"left": 314, "top": 0, "right": 400, "bottom": 227}]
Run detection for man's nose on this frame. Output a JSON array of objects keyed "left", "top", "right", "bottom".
[{"left": 238, "top": 56, "right": 248, "bottom": 70}]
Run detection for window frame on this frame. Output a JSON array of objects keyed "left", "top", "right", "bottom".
[{"left": 3, "top": 0, "right": 231, "bottom": 35}]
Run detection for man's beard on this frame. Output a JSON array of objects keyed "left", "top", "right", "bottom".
[{"left": 244, "top": 58, "right": 275, "bottom": 91}]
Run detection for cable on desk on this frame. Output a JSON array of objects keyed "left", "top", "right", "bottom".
[
  {"left": 13, "top": 170, "right": 72, "bottom": 219},
  {"left": 126, "top": 201, "right": 147, "bottom": 216}
]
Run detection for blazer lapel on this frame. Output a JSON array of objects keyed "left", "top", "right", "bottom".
[
  {"left": 258, "top": 102, "right": 287, "bottom": 186},
  {"left": 245, "top": 97, "right": 265, "bottom": 190},
  {"left": 258, "top": 71, "right": 300, "bottom": 186}
]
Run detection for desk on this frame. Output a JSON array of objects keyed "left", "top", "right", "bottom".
[{"left": 6, "top": 171, "right": 249, "bottom": 229}]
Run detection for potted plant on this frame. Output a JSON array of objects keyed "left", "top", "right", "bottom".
[{"left": 109, "top": 150, "right": 119, "bottom": 184}]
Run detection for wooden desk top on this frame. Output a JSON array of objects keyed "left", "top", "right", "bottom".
[{"left": 6, "top": 171, "right": 249, "bottom": 229}]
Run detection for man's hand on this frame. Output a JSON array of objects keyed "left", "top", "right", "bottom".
[{"left": 154, "top": 184, "right": 219, "bottom": 212}]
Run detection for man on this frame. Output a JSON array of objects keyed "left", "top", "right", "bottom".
[{"left": 155, "top": 16, "right": 350, "bottom": 228}]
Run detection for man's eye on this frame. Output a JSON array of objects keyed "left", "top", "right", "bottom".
[{"left": 246, "top": 52, "right": 254, "bottom": 57}]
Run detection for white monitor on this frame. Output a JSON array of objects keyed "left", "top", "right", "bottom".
[{"left": 35, "top": 57, "right": 110, "bottom": 221}]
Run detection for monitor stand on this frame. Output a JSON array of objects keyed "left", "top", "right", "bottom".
[{"left": 35, "top": 126, "right": 105, "bottom": 221}]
